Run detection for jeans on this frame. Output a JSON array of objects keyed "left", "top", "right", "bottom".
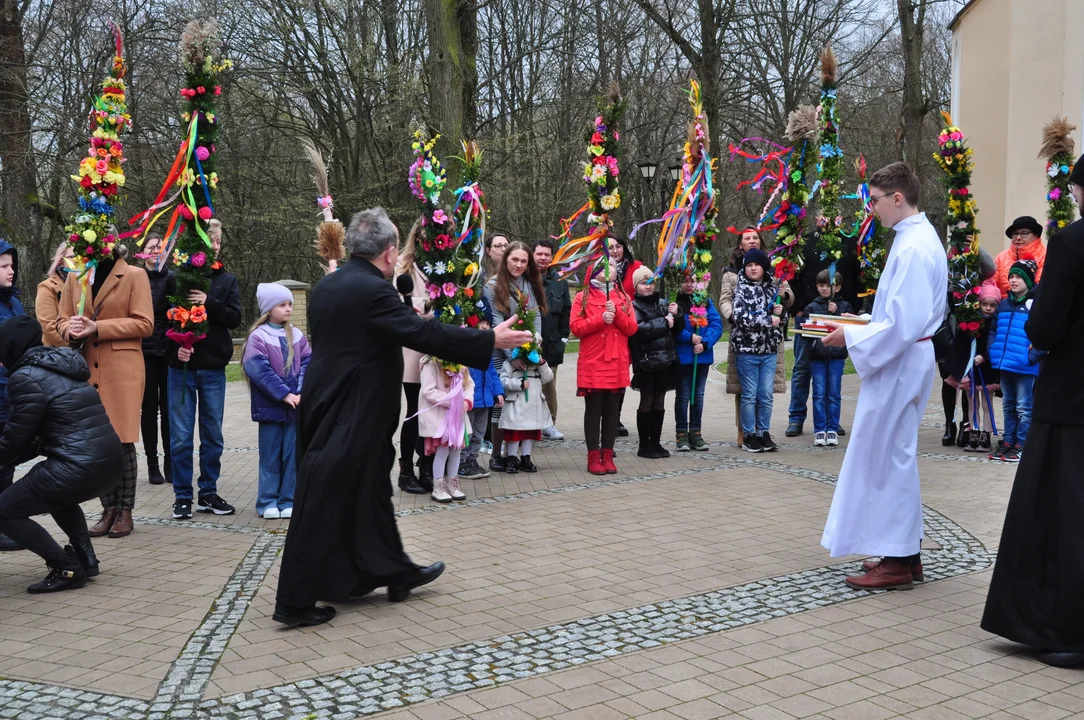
[
  {"left": 465, "top": 407, "right": 490, "bottom": 462},
  {"left": 257, "top": 421, "right": 296, "bottom": 514},
  {"left": 810, "top": 358, "right": 845, "bottom": 433},
  {"left": 788, "top": 316, "right": 811, "bottom": 424},
  {"left": 1000, "top": 371, "right": 1035, "bottom": 447},
  {"left": 169, "top": 367, "right": 226, "bottom": 500},
  {"left": 674, "top": 363, "right": 708, "bottom": 432},
  {"left": 735, "top": 352, "right": 777, "bottom": 435}
]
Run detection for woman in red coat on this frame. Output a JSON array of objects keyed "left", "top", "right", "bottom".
[{"left": 571, "top": 264, "right": 637, "bottom": 475}]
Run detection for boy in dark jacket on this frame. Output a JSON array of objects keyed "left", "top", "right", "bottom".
[
  {"left": 0, "top": 316, "right": 123, "bottom": 593},
  {"left": 732, "top": 249, "right": 786, "bottom": 453},
  {"left": 987, "top": 259, "right": 1040, "bottom": 462},
  {"left": 461, "top": 299, "right": 504, "bottom": 479},
  {"left": 166, "top": 221, "right": 243, "bottom": 519},
  {"left": 804, "top": 270, "right": 853, "bottom": 447}
]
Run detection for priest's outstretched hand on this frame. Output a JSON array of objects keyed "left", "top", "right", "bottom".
[{"left": 493, "top": 314, "right": 534, "bottom": 350}]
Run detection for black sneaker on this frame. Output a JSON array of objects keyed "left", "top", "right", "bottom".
[
  {"left": 785, "top": 422, "right": 803, "bottom": 438},
  {"left": 761, "top": 432, "right": 779, "bottom": 452},
  {"left": 1003, "top": 444, "right": 1022, "bottom": 463},
  {"left": 519, "top": 456, "right": 538, "bottom": 473},
  {"left": 172, "top": 500, "right": 193, "bottom": 520},
  {"left": 489, "top": 455, "right": 506, "bottom": 473},
  {"left": 460, "top": 460, "right": 489, "bottom": 479},
  {"left": 617, "top": 423, "right": 629, "bottom": 437},
  {"left": 197, "top": 494, "right": 236, "bottom": 515},
  {"left": 504, "top": 456, "right": 520, "bottom": 474},
  {"left": 989, "top": 441, "right": 1008, "bottom": 461},
  {"left": 743, "top": 435, "right": 764, "bottom": 453},
  {"left": 836, "top": 426, "right": 846, "bottom": 437}
]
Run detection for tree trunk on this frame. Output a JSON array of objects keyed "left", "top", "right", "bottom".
[
  {"left": 0, "top": 0, "right": 45, "bottom": 287},
  {"left": 897, "top": 0, "right": 926, "bottom": 166},
  {"left": 424, "top": 0, "right": 477, "bottom": 189}
]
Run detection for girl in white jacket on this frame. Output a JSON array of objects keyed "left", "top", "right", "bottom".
[{"left": 498, "top": 361, "right": 553, "bottom": 474}]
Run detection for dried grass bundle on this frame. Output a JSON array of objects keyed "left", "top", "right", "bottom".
[
  {"left": 302, "top": 138, "right": 330, "bottom": 198},
  {"left": 315, "top": 220, "right": 346, "bottom": 262},
  {"left": 820, "top": 45, "right": 837, "bottom": 86},
  {"left": 786, "top": 105, "right": 818, "bottom": 143},
  {"left": 1039, "top": 115, "right": 1077, "bottom": 160},
  {"left": 180, "top": 18, "right": 219, "bottom": 68}
]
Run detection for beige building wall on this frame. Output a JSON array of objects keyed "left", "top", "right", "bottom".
[{"left": 951, "top": 0, "right": 1084, "bottom": 253}]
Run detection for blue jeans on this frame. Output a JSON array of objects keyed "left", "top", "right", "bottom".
[
  {"left": 674, "top": 363, "right": 708, "bottom": 432},
  {"left": 257, "top": 421, "right": 296, "bottom": 514},
  {"left": 810, "top": 358, "right": 845, "bottom": 433},
  {"left": 735, "top": 352, "right": 776, "bottom": 435},
  {"left": 1000, "top": 371, "right": 1034, "bottom": 447},
  {"left": 788, "top": 316, "right": 811, "bottom": 424},
  {"left": 169, "top": 367, "right": 226, "bottom": 500}
]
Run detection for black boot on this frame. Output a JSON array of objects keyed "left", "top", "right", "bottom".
[
  {"left": 397, "top": 458, "right": 426, "bottom": 494},
  {"left": 636, "top": 411, "right": 657, "bottom": 458},
  {"left": 147, "top": 455, "right": 166, "bottom": 485},
  {"left": 28, "top": 547, "right": 87, "bottom": 594},
  {"left": 941, "top": 422, "right": 956, "bottom": 447},
  {"left": 956, "top": 422, "right": 970, "bottom": 448},
  {"left": 653, "top": 410, "right": 670, "bottom": 457},
  {"left": 417, "top": 454, "right": 435, "bottom": 493},
  {"left": 69, "top": 536, "right": 99, "bottom": 578}
]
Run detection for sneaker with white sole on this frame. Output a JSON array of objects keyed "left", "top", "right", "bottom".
[
  {"left": 826, "top": 431, "right": 839, "bottom": 446},
  {"left": 542, "top": 426, "right": 565, "bottom": 441},
  {"left": 814, "top": 432, "right": 827, "bottom": 447},
  {"left": 431, "top": 477, "right": 453, "bottom": 503},
  {"left": 262, "top": 507, "right": 281, "bottom": 519},
  {"left": 280, "top": 507, "right": 292, "bottom": 519},
  {"left": 172, "top": 500, "right": 193, "bottom": 520},
  {"left": 197, "top": 494, "right": 236, "bottom": 515}
]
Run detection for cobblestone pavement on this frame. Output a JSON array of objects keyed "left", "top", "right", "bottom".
[{"left": 1, "top": 352, "right": 1076, "bottom": 720}]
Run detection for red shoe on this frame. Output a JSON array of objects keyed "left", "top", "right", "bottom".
[
  {"left": 600, "top": 448, "right": 618, "bottom": 474},
  {"left": 845, "top": 559, "right": 914, "bottom": 590},
  {"left": 861, "top": 558, "right": 924, "bottom": 581},
  {"left": 587, "top": 450, "right": 606, "bottom": 475}
]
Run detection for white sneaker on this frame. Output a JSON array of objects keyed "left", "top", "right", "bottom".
[
  {"left": 280, "top": 507, "right": 292, "bottom": 519},
  {"left": 262, "top": 507, "right": 280, "bottom": 519},
  {"left": 431, "top": 478, "right": 453, "bottom": 503},
  {"left": 814, "top": 432, "right": 827, "bottom": 447},
  {"left": 826, "top": 432, "right": 839, "bottom": 447},
  {"left": 481, "top": 441, "right": 492, "bottom": 454},
  {"left": 543, "top": 426, "right": 565, "bottom": 441},
  {"left": 447, "top": 476, "right": 466, "bottom": 501}
]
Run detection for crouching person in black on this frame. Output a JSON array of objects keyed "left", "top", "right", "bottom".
[{"left": 0, "top": 316, "right": 122, "bottom": 593}]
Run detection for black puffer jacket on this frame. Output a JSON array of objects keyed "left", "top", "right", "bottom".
[
  {"left": 0, "top": 342, "right": 123, "bottom": 487},
  {"left": 143, "top": 267, "right": 174, "bottom": 357},
  {"left": 630, "top": 293, "right": 684, "bottom": 372},
  {"left": 804, "top": 296, "right": 853, "bottom": 361}
]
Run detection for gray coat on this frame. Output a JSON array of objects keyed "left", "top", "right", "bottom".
[{"left": 498, "top": 362, "right": 554, "bottom": 431}]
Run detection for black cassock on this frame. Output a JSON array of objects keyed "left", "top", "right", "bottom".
[
  {"left": 981, "top": 217, "right": 1084, "bottom": 653},
  {"left": 276, "top": 258, "right": 493, "bottom": 607}
]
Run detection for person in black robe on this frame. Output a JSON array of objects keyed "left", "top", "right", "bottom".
[
  {"left": 274, "top": 208, "right": 533, "bottom": 627},
  {"left": 981, "top": 158, "right": 1084, "bottom": 667}
]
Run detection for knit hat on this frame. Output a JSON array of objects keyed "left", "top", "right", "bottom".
[
  {"left": 978, "top": 283, "right": 1001, "bottom": 303},
  {"left": 256, "top": 282, "right": 293, "bottom": 316},
  {"left": 631, "top": 265, "right": 655, "bottom": 289},
  {"left": 1008, "top": 258, "right": 1038, "bottom": 289},
  {"left": 1070, "top": 153, "right": 1084, "bottom": 186},
  {"left": 742, "top": 248, "right": 772, "bottom": 276},
  {"left": 1004, "top": 216, "right": 1042, "bottom": 240},
  {"left": 0, "top": 315, "right": 43, "bottom": 370},
  {"left": 476, "top": 296, "right": 494, "bottom": 326}
]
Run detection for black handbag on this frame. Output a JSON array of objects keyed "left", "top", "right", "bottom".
[{"left": 931, "top": 316, "right": 953, "bottom": 363}]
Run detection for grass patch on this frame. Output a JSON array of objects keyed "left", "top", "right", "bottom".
[{"left": 226, "top": 363, "right": 244, "bottom": 383}]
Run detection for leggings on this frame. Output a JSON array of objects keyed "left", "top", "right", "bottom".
[
  {"left": 583, "top": 392, "right": 622, "bottom": 451},
  {"left": 141, "top": 354, "right": 170, "bottom": 468},
  {"left": 432, "top": 445, "right": 462, "bottom": 480},
  {"left": 0, "top": 469, "right": 92, "bottom": 564},
  {"left": 637, "top": 390, "right": 667, "bottom": 412},
  {"left": 941, "top": 381, "right": 970, "bottom": 426},
  {"left": 505, "top": 439, "right": 534, "bottom": 457},
  {"left": 400, "top": 383, "right": 422, "bottom": 466}
]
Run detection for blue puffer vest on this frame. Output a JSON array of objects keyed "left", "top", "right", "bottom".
[{"left": 988, "top": 294, "right": 1038, "bottom": 377}]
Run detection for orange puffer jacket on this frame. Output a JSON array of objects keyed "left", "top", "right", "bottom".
[{"left": 994, "top": 239, "right": 1045, "bottom": 297}]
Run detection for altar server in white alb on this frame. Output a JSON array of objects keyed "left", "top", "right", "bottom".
[{"left": 819, "top": 162, "right": 948, "bottom": 590}]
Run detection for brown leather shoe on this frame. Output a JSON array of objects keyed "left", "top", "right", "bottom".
[
  {"left": 861, "top": 558, "right": 924, "bottom": 581},
  {"left": 845, "top": 559, "right": 914, "bottom": 590},
  {"left": 108, "top": 509, "right": 133, "bottom": 538},
  {"left": 89, "top": 508, "right": 117, "bottom": 538}
]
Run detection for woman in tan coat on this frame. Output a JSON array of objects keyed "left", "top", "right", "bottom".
[
  {"left": 36, "top": 242, "right": 73, "bottom": 347},
  {"left": 720, "top": 228, "right": 794, "bottom": 447},
  {"left": 57, "top": 245, "right": 153, "bottom": 538}
]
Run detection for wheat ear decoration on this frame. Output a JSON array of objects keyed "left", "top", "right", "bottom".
[
  {"left": 820, "top": 45, "right": 837, "bottom": 86},
  {"left": 1039, "top": 115, "right": 1077, "bottom": 160},
  {"left": 302, "top": 138, "right": 331, "bottom": 199}
]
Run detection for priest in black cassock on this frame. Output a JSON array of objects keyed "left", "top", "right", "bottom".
[
  {"left": 981, "top": 156, "right": 1084, "bottom": 667},
  {"left": 273, "top": 208, "right": 533, "bottom": 627}
]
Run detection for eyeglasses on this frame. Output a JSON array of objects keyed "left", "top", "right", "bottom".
[
  {"left": 1011, "top": 230, "right": 1034, "bottom": 238},
  {"left": 869, "top": 193, "right": 895, "bottom": 205}
]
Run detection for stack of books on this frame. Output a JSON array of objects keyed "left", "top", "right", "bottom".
[{"left": 795, "top": 313, "right": 869, "bottom": 338}]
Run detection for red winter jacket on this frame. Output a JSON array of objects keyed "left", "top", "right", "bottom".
[{"left": 570, "top": 285, "right": 637, "bottom": 390}]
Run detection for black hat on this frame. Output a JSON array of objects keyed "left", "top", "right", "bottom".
[
  {"left": 1004, "top": 216, "right": 1042, "bottom": 240},
  {"left": 742, "top": 248, "right": 772, "bottom": 277},
  {"left": 0, "top": 315, "right": 43, "bottom": 370},
  {"left": 1071, "top": 154, "right": 1084, "bottom": 187}
]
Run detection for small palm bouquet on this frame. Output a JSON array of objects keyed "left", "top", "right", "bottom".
[{"left": 508, "top": 290, "right": 542, "bottom": 366}]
